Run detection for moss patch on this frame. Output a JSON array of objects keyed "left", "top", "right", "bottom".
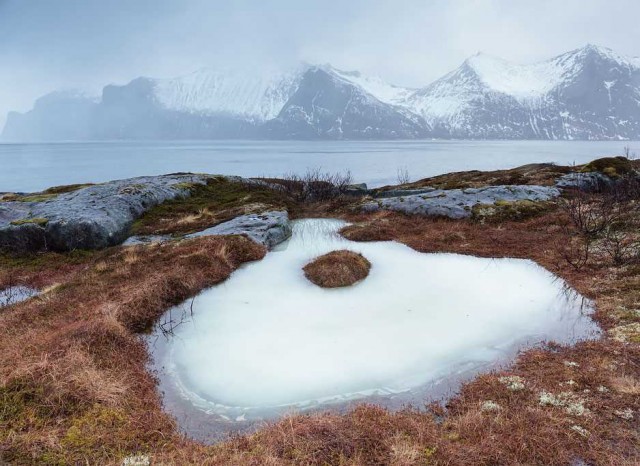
[
  {"left": 472, "top": 200, "right": 555, "bottom": 223},
  {"left": 581, "top": 156, "right": 635, "bottom": 178},
  {"left": 303, "top": 250, "right": 371, "bottom": 288},
  {"left": 43, "top": 183, "right": 94, "bottom": 195},
  {"left": 15, "top": 193, "right": 58, "bottom": 203},
  {"left": 132, "top": 177, "right": 294, "bottom": 236},
  {"left": 9, "top": 217, "right": 49, "bottom": 227}
]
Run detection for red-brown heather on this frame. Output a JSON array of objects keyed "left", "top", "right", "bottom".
[
  {"left": 303, "top": 250, "right": 371, "bottom": 288},
  {"left": 1, "top": 162, "right": 639, "bottom": 465}
]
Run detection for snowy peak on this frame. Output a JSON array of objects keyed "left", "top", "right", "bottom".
[
  {"left": 458, "top": 45, "right": 640, "bottom": 101},
  {"left": 462, "top": 52, "right": 566, "bottom": 100},
  {"left": 567, "top": 44, "right": 640, "bottom": 67},
  {"left": 153, "top": 65, "right": 308, "bottom": 121},
  {"left": 320, "top": 65, "right": 414, "bottom": 105}
]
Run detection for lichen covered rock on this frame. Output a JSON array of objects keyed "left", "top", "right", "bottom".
[
  {"left": 363, "top": 185, "right": 560, "bottom": 219},
  {"left": 186, "top": 211, "right": 292, "bottom": 249},
  {"left": 0, "top": 174, "right": 212, "bottom": 252}
]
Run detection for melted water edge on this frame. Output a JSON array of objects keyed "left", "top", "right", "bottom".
[{"left": 147, "top": 219, "right": 600, "bottom": 443}]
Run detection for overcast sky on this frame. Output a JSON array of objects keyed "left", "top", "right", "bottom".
[{"left": 1, "top": 0, "right": 640, "bottom": 127}]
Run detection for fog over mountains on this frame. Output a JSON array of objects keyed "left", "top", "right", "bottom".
[{"left": 4, "top": 44, "right": 640, "bottom": 141}]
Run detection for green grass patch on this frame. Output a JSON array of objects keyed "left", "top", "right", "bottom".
[
  {"left": 472, "top": 200, "right": 555, "bottom": 223},
  {"left": 16, "top": 193, "right": 58, "bottom": 202},
  {"left": 43, "top": 183, "right": 95, "bottom": 195},
  {"left": 132, "top": 177, "right": 293, "bottom": 236}
]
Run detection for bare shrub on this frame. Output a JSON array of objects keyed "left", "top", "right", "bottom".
[
  {"left": 278, "top": 168, "right": 353, "bottom": 203},
  {"left": 601, "top": 228, "right": 640, "bottom": 265},
  {"left": 0, "top": 271, "right": 18, "bottom": 308},
  {"left": 623, "top": 145, "right": 636, "bottom": 161},
  {"left": 605, "top": 172, "right": 640, "bottom": 204},
  {"left": 397, "top": 166, "right": 410, "bottom": 185},
  {"left": 555, "top": 230, "right": 593, "bottom": 271},
  {"left": 559, "top": 191, "right": 615, "bottom": 237}
]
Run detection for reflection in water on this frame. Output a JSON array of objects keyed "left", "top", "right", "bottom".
[
  {"left": 148, "top": 219, "right": 599, "bottom": 442},
  {"left": 0, "top": 285, "right": 38, "bottom": 308}
]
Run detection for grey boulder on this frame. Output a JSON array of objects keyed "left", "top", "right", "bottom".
[
  {"left": 186, "top": 211, "right": 292, "bottom": 249},
  {"left": 555, "top": 172, "right": 613, "bottom": 190},
  {"left": 363, "top": 185, "right": 560, "bottom": 219},
  {"left": 0, "top": 174, "right": 211, "bottom": 252}
]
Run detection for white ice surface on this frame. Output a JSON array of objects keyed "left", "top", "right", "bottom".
[{"left": 160, "top": 219, "right": 593, "bottom": 413}]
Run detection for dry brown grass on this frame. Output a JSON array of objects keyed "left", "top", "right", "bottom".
[
  {"left": 303, "top": 250, "right": 371, "bottom": 288},
  {"left": 0, "top": 235, "right": 264, "bottom": 464},
  {"left": 2, "top": 164, "right": 640, "bottom": 464}
]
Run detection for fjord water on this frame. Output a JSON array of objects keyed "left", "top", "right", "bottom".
[
  {"left": 0, "top": 140, "right": 635, "bottom": 192},
  {"left": 150, "top": 219, "right": 598, "bottom": 441}
]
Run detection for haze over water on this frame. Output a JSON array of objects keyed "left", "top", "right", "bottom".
[{"left": 0, "top": 140, "right": 635, "bottom": 192}]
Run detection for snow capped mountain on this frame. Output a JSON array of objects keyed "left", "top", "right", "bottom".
[
  {"left": 264, "top": 65, "right": 427, "bottom": 139},
  {"left": 153, "top": 65, "right": 306, "bottom": 121},
  {"left": 398, "top": 44, "right": 640, "bottom": 139},
  {"left": 5, "top": 44, "right": 640, "bottom": 140},
  {"left": 325, "top": 67, "right": 414, "bottom": 106}
]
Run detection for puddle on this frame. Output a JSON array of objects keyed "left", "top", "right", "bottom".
[
  {"left": 148, "top": 218, "right": 600, "bottom": 442},
  {"left": 0, "top": 285, "right": 39, "bottom": 308}
]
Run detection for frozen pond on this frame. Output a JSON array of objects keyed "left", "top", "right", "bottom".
[{"left": 149, "top": 219, "right": 599, "bottom": 441}]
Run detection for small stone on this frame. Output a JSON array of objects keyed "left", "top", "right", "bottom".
[{"left": 564, "top": 361, "right": 580, "bottom": 368}]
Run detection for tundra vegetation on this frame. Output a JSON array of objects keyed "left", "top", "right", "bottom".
[
  {"left": 0, "top": 161, "right": 639, "bottom": 465},
  {"left": 303, "top": 250, "right": 371, "bottom": 288}
]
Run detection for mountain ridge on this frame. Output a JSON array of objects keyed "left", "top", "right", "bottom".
[{"left": 5, "top": 44, "right": 640, "bottom": 140}]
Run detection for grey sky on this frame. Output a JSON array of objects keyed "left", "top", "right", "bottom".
[{"left": 1, "top": 0, "right": 639, "bottom": 127}]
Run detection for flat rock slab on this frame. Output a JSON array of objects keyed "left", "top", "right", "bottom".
[
  {"left": 363, "top": 185, "right": 560, "bottom": 219},
  {"left": 186, "top": 211, "right": 292, "bottom": 249},
  {"left": 0, "top": 174, "right": 211, "bottom": 252}
]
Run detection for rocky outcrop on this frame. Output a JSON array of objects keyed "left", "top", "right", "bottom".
[
  {"left": 186, "top": 211, "right": 292, "bottom": 249},
  {"left": 363, "top": 185, "right": 560, "bottom": 219},
  {"left": 0, "top": 174, "right": 211, "bottom": 252},
  {"left": 555, "top": 172, "right": 612, "bottom": 190},
  {"left": 125, "top": 211, "right": 293, "bottom": 249}
]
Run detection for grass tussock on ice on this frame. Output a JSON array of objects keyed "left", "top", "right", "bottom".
[{"left": 303, "top": 249, "right": 371, "bottom": 288}]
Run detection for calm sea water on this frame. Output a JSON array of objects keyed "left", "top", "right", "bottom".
[{"left": 0, "top": 140, "right": 635, "bottom": 193}]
